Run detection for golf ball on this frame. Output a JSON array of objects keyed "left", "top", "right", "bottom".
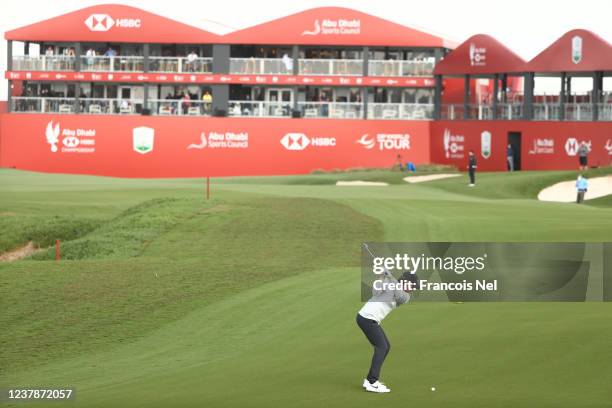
[{"left": 431, "top": 387, "right": 436, "bottom": 391}]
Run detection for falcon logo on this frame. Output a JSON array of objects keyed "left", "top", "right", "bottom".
[
  {"left": 302, "top": 20, "right": 321, "bottom": 36},
  {"left": 45, "top": 121, "right": 60, "bottom": 152},
  {"left": 356, "top": 134, "right": 375, "bottom": 149},
  {"left": 85, "top": 14, "right": 115, "bottom": 31}
]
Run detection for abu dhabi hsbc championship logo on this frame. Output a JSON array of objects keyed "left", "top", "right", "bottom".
[
  {"left": 84, "top": 14, "right": 141, "bottom": 31},
  {"left": 280, "top": 133, "right": 335, "bottom": 150},
  {"left": 45, "top": 121, "right": 96, "bottom": 153}
]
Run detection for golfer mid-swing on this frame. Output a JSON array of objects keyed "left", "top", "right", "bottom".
[{"left": 357, "top": 269, "right": 416, "bottom": 393}]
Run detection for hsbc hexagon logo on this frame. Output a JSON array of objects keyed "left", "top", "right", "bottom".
[
  {"left": 565, "top": 138, "right": 579, "bottom": 156},
  {"left": 85, "top": 14, "right": 115, "bottom": 31},
  {"left": 280, "top": 133, "right": 336, "bottom": 151},
  {"left": 281, "top": 133, "right": 310, "bottom": 150},
  {"left": 85, "top": 14, "right": 142, "bottom": 31}
]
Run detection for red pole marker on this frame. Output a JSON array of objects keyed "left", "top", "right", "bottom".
[{"left": 55, "top": 239, "right": 60, "bottom": 261}]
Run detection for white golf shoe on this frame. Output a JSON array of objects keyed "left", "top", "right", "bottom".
[{"left": 362, "top": 379, "right": 391, "bottom": 393}]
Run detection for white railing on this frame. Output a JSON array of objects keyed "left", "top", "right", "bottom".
[
  {"left": 298, "top": 59, "right": 363, "bottom": 76},
  {"left": 149, "top": 57, "right": 212, "bottom": 73},
  {"left": 79, "top": 98, "right": 143, "bottom": 114},
  {"left": 298, "top": 102, "right": 364, "bottom": 119},
  {"left": 368, "top": 59, "right": 435, "bottom": 77},
  {"left": 228, "top": 101, "right": 293, "bottom": 117},
  {"left": 598, "top": 103, "right": 612, "bottom": 121},
  {"left": 533, "top": 103, "right": 562, "bottom": 121},
  {"left": 10, "top": 97, "right": 144, "bottom": 114},
  {"left": 12, "top": 55, "right": 76, "bottom": 71},
  {"left": 368, "top": 103, "right": 433, "bottom": 120},
  {"left": 564, "top": 103, "right": 594, "bottom": 121},
  {"left": 441, "top": 104, "right": 523, "bottom": 120},
  {"left": 148, "top": 99, "right": 212, "bottom": 116},
  {"left": 229, "top": 58, "right": 293, "bottom": 75},
  {"left": 80, "top": 56, "right": 144, "bottom": 72}
]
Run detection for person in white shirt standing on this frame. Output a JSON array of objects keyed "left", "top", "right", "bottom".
[{"left": 357, "top": 267, "right": 417, "bottom": 393}]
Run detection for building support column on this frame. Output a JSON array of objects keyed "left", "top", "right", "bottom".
[
  {"left": 592, "top": 71, "right": 602, "bottom": 121},
  {"left": 362, "top": 46, "right": 369, "bottom": 77},
  {"left": 501, "top": 74, "right": 508, "bottom": 103},
  {"left": 7, "top": 80, "right": 12, "bottom": 112},
  {"left": 559, "top": 72, "right": 566, "bottom": 121},
  {"left": 291, "top": 45, "right": 299, "bottom": 75},
  {"left": 523, "top": 72, "right": 534, "bottom": 120},
  {"left": 75, "top": 43, "right": 81, "bottom": 71},
  {"left": 7, "top": 40, "right": 12, "bottom": 71},
  {"left": 74, "top": 83, "right": 80, "bottom": 113},
  {"left": 362, "top": 88, "right": 368, "bottom": 119},
  {"left": 434, "top": 75, "right": 442, "bottom": 119},
  {"left": 143, "top": 43, "right": 149, "bottom": 73},
  {"left": 492, "top": 73, "right": 499, "bottom": 119},
  {"left": 463, "top": 74, "right": 470, "bottom": 120}
]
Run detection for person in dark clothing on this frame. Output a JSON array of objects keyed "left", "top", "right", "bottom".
[
  {"left": 507, "top": 144, "right": 514, "bottom": 172},
  {"left": 468, "top": 150, "right": 477, "bottom": 186}
]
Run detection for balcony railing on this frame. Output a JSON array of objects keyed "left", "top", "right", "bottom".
[
  {"left": 368, "top": 103, "right": 433, "bottom": 120},
  {"left": 80, "top": 56, "right": 144, "bottom": 72},
  {"left": 149, "top": 57, "right": 212, "bottom": 73},
  {"left": 441, "top": 104, "right": 524, "bottom": 120},
  {"left": 229, "top": 58, "right": 293, "bottom": 75},
  {"left": 11, "top": 97, "right": 144, "bottom": 114},
  {"left": 148, "top": 99, "right": 212, "bottom": 116},
  {"left": 12, "top": 55, "right": 76, "bottom": 71},
  {"left": 368, "top": 60, "right": 435, "bottom": 77},
  {"left": 298, "top": 59, "right": 363, "bottom": 76},
  {"left": 298, "top": 102, "right": 364, "bottom": 119},
  {"left": 228, "top": 101, "right": 293, "bottom": 117}
]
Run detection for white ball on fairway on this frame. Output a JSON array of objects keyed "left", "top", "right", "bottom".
[{"left": 431, "top": 387, "right": 436, "bottom": 391}]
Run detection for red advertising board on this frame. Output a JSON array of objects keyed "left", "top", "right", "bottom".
[
  {"left": 5, "top": 71, "right": 436, "bottom": 88},
  {"left": 431, "top": 121, "right": 612, "bottom": 171},
  {"left": 0, "top": 114, "right": 430, "bottom": 178}
]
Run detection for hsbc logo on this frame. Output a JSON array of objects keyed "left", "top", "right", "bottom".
[
  {"left": 280, "top": 133, "right": 336, "bottom": 151},
  {"left": 564, "top": 137, "right": 591, "bottom": 156},
  {"left": 84, "top": 14, "right": 141, "bottom": 31}
]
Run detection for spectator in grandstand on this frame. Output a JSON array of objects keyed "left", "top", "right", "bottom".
[
  {"left": 182, "top": 93, "right": 191, "bottom": 114},
  {"left": 45, "top": 46, "right": 54, "bottom": 56},
  {"left": 281, "top": 53, "right": 293, "bottom": 72},
  {"left": 86, "top": 48, "right": 96, "bottom": 68},
  {"left": 578, "top": 142, "right": 590, "bottom": 170},
  {"left": 467, "top": 150, "right": 477, "bottom": 187},
  {"left": 507, "top": 144, "right": 514, "bottom": 172},
  {"left": 202, "top": 91, "right": 213, "bottom": 114},
  {"left": 187, "top": 50, "right": 198, "bottom": 72},
  {"left": 104, "top": 47, "right": 117, "bottom": 57},
  {"left": 576, "top": 175, "right": 588, "bottom": 203}
]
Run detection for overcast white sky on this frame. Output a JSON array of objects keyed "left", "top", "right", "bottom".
[{"left": 1, "top": 0, "right": 611, "bottom": 99}]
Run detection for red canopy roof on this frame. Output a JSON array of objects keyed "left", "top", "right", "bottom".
[
  {"left": 223, "top": 7, "right": 454, "bottom": 48},
  {"left": 524, "top": 29, "right": 612, "bottom": 73},
  {"left": 434, "top": 34, "right": 526, "bottom": 75},
  {"left": 4, "top": 4, "right": 220, "bottom": 44}
]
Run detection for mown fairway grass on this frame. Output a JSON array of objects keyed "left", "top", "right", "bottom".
[{"left": 1, "top": 168, "right": 611, "bottom": 408}]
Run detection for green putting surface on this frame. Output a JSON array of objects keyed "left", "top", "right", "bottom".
[{"left": 1, "top": 168, "right": 611, "bottom": 407}]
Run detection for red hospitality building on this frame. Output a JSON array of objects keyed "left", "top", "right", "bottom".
[{"left": 1, "top": 4, "right": 610, "bottom": 177}]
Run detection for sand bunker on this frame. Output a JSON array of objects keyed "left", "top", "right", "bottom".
[
  {"left": 403, "top": 174, "right": 461, "bottom": 183},
  {"left": 336, "top": 181, "right": 389, "bottom": 186},
  {"left": 537, "top": 176, "right": 612, "bottom": 203},
  {"left": 0, "top": 241, "right": 37, "bottom": 262}
]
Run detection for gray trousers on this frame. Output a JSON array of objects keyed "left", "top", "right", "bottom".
[{"left": 356, "top": 314, "right": 390, "bottom": 383}]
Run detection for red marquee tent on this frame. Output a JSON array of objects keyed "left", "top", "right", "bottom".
[
  {"left": 434, "top": 34, "right": 526, "bottom": 76},
  {"left": 4, "top": 4, "right": 220, "bottom": 44},
  {"left": 223, "top": 7, "right": 455, "bottom": 48},
  {"left": 524, "top": 29, "right": 612, "bottom": 73}
]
